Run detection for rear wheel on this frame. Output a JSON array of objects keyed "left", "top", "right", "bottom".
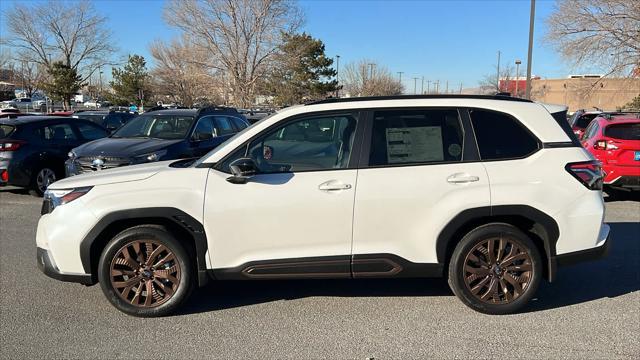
[
  {"left": 98, "top": 226, "right": 194, "bottom": 317},
  {"left": 30, "top": 167, "right": 56, "bottom": 196},
  {"left": 448, "top": 223, "right": 542, "bottom": 315}
]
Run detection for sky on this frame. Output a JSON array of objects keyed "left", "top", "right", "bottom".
[{"left": 0, "top": 0, "right": 600, "bottom": 91}]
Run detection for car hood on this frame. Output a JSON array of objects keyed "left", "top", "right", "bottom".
[
  {"left": 50, "top": 160, "right": 175, "bottom": 189},
  {"left": 74, "top": 137, "right": 183, "bottom": 158}
]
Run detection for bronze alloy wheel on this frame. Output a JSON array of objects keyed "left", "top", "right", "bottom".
[
  {"left": 463, "top": 236, "right": 533, "bottom": 304},
  {"left": 109, "top": 239, "right": 181, "bottom": 308}
]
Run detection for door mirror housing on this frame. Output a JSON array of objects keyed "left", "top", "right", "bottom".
[{"left": 227, "top": 158, "right": 258, "bottom": 184}]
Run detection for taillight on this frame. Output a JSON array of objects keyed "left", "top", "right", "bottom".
[
  {"left": 565, "top": 161, "right": 603, "bottom": 190},
  {"left": 0, "top": 140, "right": 25, "bottom": 151},
  {"left": 0, "top": 169, "right": 7, "bottom": 182},
  {"left": 593, "top": 140, "right": 619, "bottom": 150}
]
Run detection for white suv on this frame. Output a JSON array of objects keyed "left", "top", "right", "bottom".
[{"left": 36, "top": 95, "right": 610, "bottom": 317}]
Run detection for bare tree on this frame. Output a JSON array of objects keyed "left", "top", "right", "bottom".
[
  {"left": 479, "top": 64, "right": 515, "bottom": 94},
  {"left": 341, "top": 60, "right": 404, "bottom": 97},
  {"left": 150, "top": 36, "right": 223, "bottom": 107},
  {"left": 164, "top": 0, "right": 303, "bottom": 107},
  {"left": 4, "top": 0, "right": 115, "bottom": 81},
  {"left": 546, "top": 0, "right": 640, "bottom": 78}
]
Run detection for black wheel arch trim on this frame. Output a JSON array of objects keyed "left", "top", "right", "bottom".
[
  {"left": 436, "top": 205, "right": 560, "bottom": 281},
  {"left": 79, "top": 207, "right": 209, "bottom": 286}
]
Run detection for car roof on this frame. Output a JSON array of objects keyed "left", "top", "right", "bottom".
[
  {"left": 595, "top": 115, "right": 640, "bottom": 124},
  {"left": 142, "top": 108, "right": 199, "bottom": 116},
  {"left": 0, "top": 115, "right": 79, "bottom": 125}
]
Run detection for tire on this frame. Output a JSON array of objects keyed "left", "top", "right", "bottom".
[
  {"left": 98, "top": 225, "right": 194, "bottom": 317},
  {"left": 29, "top": 167, "right": 57, "bottom": 197},
  {"left": 448, "top": 223, "right": 542, "bottom": 315}
]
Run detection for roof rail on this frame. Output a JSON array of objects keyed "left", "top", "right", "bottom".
[
  {"left": 600, "top": 111, "right": 640, "bottom": 120},
  {"left": 306, "top": 94, "right": 533, "bottom": 105},
  {"left": 197, "top": 105, "right": 238, "bottom": 116}
]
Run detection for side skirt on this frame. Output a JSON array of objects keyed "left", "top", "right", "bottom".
[{"left": 210, "top": 254, "right": 444, "bottom": 280}]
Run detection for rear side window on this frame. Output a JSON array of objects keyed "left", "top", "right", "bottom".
[
  {"left": 40, "top": 123, "right": 78, "bottom": 142},
  {"left": 0, "top": 125, "right": 15, "bottom": 138},
  {"left": 229, "top": 116, "right": 248, "bottom": 130},
  {"left": 214, "top": 116, "right": 235, "bottom": 135},
  {"left": 470, "top": 110, "right": 539, "bottom": 160},
  {"left": 369, "top": 109, "right": 464, "bottom": 166},
  {"left": 605, "top": 123, "right": 640, "bottom": 140},
  {"left": 76, "top": 121, "right": 108, "bottom": 140},
  {"left": 583, "top": 121, "right": 600, "bottom": 140}
]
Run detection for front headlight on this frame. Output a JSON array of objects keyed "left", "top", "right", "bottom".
[
  {"left": 68, "top": 151, "right": 77, "bottom": 160},
  {"left": 42, "top": 187, "right": 92, "bottom": 214},
  {"left": 135, "top": 150, "right": 167, "bottom": 163}
]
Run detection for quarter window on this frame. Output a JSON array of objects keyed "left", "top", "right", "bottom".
[
  {"left": 470, "top": 110, "right": 539, "bottom": 160},
  {"left": 368, "top": 109, "right": 464, "bottom": 166}
]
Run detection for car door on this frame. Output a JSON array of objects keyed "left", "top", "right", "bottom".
[
  {"left": 203, "top": 111, "right": 363, "bottom": 278},
  {"left": 351, "top": 108, "right": 490, "bottom": 273}
]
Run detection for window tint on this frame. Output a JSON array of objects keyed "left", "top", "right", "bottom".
[
  {"left": 76, "top": 121, "right": 108, "bottom": 140},
  {"left": 238, "top": 115, "right": 357, "bottom": 173},
  {"left": 229, "top": 116, "right": 248, "bottom": 130},
  {"left": 470, "top": 110, "right": 538, "bottom": 160},
  {"left": 604, "top": 123, "right": 640, "bottom": 140},
  {"left": 214, "top": 116, "right": 235, "bottom": 136},
  {"left": 192, "top": 116, "right": 215, "bottom": 140},
  {"left": 369, "top": 109, "right": 464, "bottom": 166},
  {"left": 40, "top": 123, "right": 77, "bottom": 142}
]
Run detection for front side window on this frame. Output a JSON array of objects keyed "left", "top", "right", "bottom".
[
  {"left": 470, "top": 110, "right": 539, "bottom": 160},
  {"left": 111, "top": 114, "right": 195, "bottom": 140},
  {"left": 221, "top": 115, "right": 357, "bottom": 173},
  {"left": 369, "top": 109, "right": 464, "bottom": 166},
  {"left": 214, "top": 116, "right": 236, "bottom": 136},
  {"left": 229, "top": 116, "right": 248, "bottom": 130},
  {"left": 192, "top": 116, "right": 215, "bottom": 140}
]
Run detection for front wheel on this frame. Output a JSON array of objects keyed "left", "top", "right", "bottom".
[
  {"left": 448, "top": 223, "right": 542, "bottom": 315},
  {"left": 30, "top": 167, "right": 57, "bottom": 196},
  {"left": 98, "top": 226, "right": 194, "bottom": 317}
]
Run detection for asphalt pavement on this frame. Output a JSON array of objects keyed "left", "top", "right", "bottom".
[{"left": 1, "top": 187, "right": 638, "bottom": 359}]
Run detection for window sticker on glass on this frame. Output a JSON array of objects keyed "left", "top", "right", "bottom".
[{"left": 386, "top": 126, "right": 444, "bottom": 163}]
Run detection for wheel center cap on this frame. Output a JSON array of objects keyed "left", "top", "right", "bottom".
[
  {"left": 493, "top": 264, "right": 502, "bottom": 276},
  {"left": 142, "top": 270, "right": 153, "bottom": 278}
]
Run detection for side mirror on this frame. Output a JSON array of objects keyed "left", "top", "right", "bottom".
[{"left": 227, "top": 158, "right": 258, "bottom": 184}]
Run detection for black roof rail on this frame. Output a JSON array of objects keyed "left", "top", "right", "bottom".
[
  {"left": 306, "top": 94, "right": 534, "bottom": 105},
  {"left": 197, "top": 105, "right": 238, "bottom": 116},
  {"left": 601, "top": 111, "right": 640, "bottom": 120}
]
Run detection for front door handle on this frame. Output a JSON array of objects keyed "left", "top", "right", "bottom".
[
  {"left": 447, "top": 173, "right": 480, "bottom": 184},
  {"left": 318, "top": 180, "right": 352, "bottom": 191}
]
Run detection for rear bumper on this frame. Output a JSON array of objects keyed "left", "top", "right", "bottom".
[
  {"left": 36, "top": 247, "right": 94, "bottom": 285},
  {"left": 549, "top": 224, "right": 610, "bottom": 281},
  {"left": 605, "top": 175, "right": 640, "bottom": 190}
]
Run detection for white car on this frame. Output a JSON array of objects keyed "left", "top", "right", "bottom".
[
  {"left": 83, "top": 100, "right": 101, "bottom": 108},
  {"left": 36, "top": 95, "right": 609, "bottom": 317}
]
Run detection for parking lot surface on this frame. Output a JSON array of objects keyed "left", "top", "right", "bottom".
[{"left": 1, "top": 188, "right": 638, "bottom": 359}]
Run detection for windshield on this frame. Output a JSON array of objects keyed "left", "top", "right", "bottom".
[
  {"left": 192, "top": 112, "right": 275, "bottom": 167},
  {"left": 112, "top": 114, "right": 195, "bottom": 140},
  {"left": 574, "top": 114, "right": 599, "bottom": 129}
]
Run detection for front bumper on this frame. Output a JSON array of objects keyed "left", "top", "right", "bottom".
[{"left": 37, "top": 247, "right": 94, "bottom": 285}]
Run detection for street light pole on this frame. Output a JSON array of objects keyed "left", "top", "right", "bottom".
[
  {"left": 515, "top": 59, "right": 521, "bottom": 97},
  {"left": 335, "top": 55, "right": 340, "bottom": 98},
  {"left": 525, "top": 0, "right": 536, "bottom": 99},
  {"left": 421, "top": 76, "right": 424, "bottom": 94},
  {"left": 426, "top": 80, "right": 431, "bottom": 94},
  {"left": 413, "top": 77, "right": 418, "bottom": 94},
  {"left": 496, "top": 50, "right": 501, "bottom": 91}
]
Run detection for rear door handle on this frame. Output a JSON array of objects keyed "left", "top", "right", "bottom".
[
  {"left": 447, "top": 173, "right": 480, "bottom": 184},
  {"left": 318, "top": 180, "right": 352, "bottom": 191}
]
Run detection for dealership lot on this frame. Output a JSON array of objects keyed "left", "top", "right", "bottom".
[{"left": 1, "top": 188, "right": 638, "bottom": 359}]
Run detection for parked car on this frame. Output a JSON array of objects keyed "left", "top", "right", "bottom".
[
  {"left": 2, "top": 97, "right": 33, "bottom": 110},
  {"left": 72, "top": 109, "right": 137, "bottom": 133},
  {"left": 0, "top": 116, "right": 109, "bottom": 195},
  {"left": 83, "top": 99, "right": 102, "bottom": 108},
  {"left": 580, "top": 112, "right": 640, "bottom": 195},
  {"left": 568, "top": 109, "right": 604, "bottom": 139},
  {"left": 65, "top": 106, "right": 248, "bottom": 176},
  {"left": 37, "top": 95, "right": 609, "bottom": 317}
]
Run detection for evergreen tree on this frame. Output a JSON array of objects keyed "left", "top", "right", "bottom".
[
  {"left": 42, "top": 61, "right": 84, "bottom": 109},
  {"left": 109, "top": 55, "right": 151, "bottom": 107},
  {"left": 266, "top": 32, "right": 338, "bottom": 106}
]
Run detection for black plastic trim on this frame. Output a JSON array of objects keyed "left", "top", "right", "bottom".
[
  {"left": 79, "top": 208, "right": 208, "bottom": 285},
  {"left": 542, "top": 141, "right": 579, "bottom": 148},
  {"left": 37, "top": 247, "right": 94, "bottom": 285},
  {"left": 436, "top": 205, "right": 560, "bottom": 281},
  {"left": 554, "top": 236, "right": 609, "bottom": 267},
  {"left": 212, "top": 254, "right": 444, "bottom": 280},
  {"left": 307, "top": 94, "right": 533, "bottom": 105}
]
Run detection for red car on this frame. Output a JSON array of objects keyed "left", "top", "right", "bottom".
[{"left": 580, "top": 113, "right": 640, "bottom": 193}]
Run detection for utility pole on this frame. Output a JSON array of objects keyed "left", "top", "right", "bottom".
[
  {"left": 445, "top": 80, "right": 449, "bottom": 94},
  {"left": 525, "top": 0, "right": 536, "bottom": 99},
  {"left": 335, "top": 55, "right": 340, "bottom": 98},
  {"left": 397, "top": 71, "right": 403, "bottom": 83},
  {"left": 435, "top": 80, "right": 440, "bottom": 94},
  {"left": 99, "top": 66, "right": 103, "bottom": 100},
  {"left": 459, "top": 82, "right": 463, "bottom": 94},
  {"left": 421, "top": 76, "right": 424, "bottom": 94},
  {"left": 413, "top": 77, "right": 419, "bottom": 94},
  {"left": 368, "top": 63, "right": 375, "bottom": 79},
  {"left": 515, "top": 59, "right": 522, "bottom": 97},
  {"left": 426, "top": 80, "right": 431, "bottom": 94},
  {"left": 496, "top": 50, "right": 501, "bottom": 91}
]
